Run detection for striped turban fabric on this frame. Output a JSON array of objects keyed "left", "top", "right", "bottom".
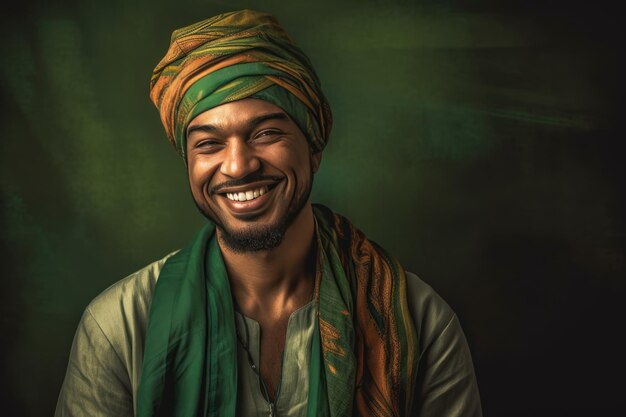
[{"left": 149, "top": 9, "right": 333, "bottom": 158}]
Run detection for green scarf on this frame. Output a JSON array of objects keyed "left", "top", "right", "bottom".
[{"left": 137, "top": 205, "right": 417, "bottom": 416}]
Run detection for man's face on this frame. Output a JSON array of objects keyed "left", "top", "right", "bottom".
[{"left": 186, "top": 98, "right": 321, "bottom": 252}]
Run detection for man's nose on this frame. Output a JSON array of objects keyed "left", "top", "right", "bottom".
[{"left": 220, "top": 139, "right": 261, "bottom": 178}]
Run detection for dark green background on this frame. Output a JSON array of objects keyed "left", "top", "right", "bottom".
[{"left": 1, "top": 0, "right": 624, "bottom": 416}]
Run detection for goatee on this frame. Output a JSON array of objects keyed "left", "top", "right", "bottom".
[{"left": 217, "top": 221, "right": 289, "bottom": 253}]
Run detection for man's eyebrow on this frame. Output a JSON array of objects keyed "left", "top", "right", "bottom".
[
  {"left": 186, "top": 112, "right": 290, "bottom": 137},
  {"left": 187, "top": 124, "right": 219, "bottom": 136},
  {"left": 248, "top": 111, "right": 290, "bottom": 127}
]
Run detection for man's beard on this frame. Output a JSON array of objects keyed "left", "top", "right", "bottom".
[
  {"left": 193, "top": 168, "right": 314, "bottom": 253},
  {"left": 217, "top": 210, "right": 295, "bottom": 253}
]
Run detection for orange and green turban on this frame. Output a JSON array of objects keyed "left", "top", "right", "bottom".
[{"left": 149, "top": 9, "right": 333, "bottom": 159}]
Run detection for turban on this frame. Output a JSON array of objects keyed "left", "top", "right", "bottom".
[{"left": 150, "top": 9, "right": 333, "bottom": 158}]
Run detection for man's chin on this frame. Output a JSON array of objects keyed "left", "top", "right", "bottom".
[{"left": 217, "top": 223, "right": 287, "bottom": 253}]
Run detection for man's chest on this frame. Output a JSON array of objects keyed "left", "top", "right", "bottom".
[
  {"left": 258, "top": 320, "right": 289, "bottom": 400},
  {"left": 235, "top": 301, "right": 316, "bottom": 416}
]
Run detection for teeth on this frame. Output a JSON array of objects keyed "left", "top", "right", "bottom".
[{"left": 225, "top": 186, "right": 269, "bottom": 202}]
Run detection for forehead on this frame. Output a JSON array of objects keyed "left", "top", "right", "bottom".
[{"left": 187, "top": 98, "right": 292, "bottom": 132}]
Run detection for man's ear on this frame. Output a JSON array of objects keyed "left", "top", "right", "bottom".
[{"left": 311, "top": 151, "right": 322, "bottom": 173}]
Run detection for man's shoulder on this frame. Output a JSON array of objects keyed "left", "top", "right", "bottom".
[
  {"left": 59, "top": 252, "right": 179, "bottom": 407},
  {"left": 405, "top": 272, "right": 455, "bottom": 323},
  {"left": 85, "top": 251, "right": 178, "bottom": 332},
  {"left": 405, "top": 271, "right": 457, "bottom": 352}
]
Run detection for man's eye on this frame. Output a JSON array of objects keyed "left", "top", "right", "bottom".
[
  {"left": 193, "top": 139, "right": 222, "bottom": 153},
  {"left": 196, "top": 139, "right": 221, "bottom": 148},
  {"left": 253, "top": 130, "right": 281, "bottom": 141}
]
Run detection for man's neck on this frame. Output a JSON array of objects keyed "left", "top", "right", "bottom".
[{"left": 217, "top": 203, "right": 317, "bottom": 321}]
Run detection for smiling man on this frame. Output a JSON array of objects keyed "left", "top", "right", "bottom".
[
  {"left": 55, "top": 9, "right": 482, "bottom": 417},
  {"left": 187, "top": 100, "right": 319, "bottom": 254}
]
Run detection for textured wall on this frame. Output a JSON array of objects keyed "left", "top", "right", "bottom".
[{"left": 1, "top": 0, "right": 623, "bottom": 415}]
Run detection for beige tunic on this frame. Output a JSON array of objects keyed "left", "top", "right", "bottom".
[{"left": 55, "top": 253, "right": 482, "bottom": 417}]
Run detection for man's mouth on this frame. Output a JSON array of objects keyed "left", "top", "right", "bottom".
[
  {"left": 225, "top": 185, "right": 269, "bottom": 202},
  {"left": 217, "top": 179, "right": 282, "bottom": 211}
]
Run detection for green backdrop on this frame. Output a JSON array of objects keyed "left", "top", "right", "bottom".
[{"left": 1, "top": 0, "right": 623, "bottom": 416}]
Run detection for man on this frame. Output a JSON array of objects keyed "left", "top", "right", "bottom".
[{"left": 55, "top": 9, "right": 482, "bottom": 417}]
